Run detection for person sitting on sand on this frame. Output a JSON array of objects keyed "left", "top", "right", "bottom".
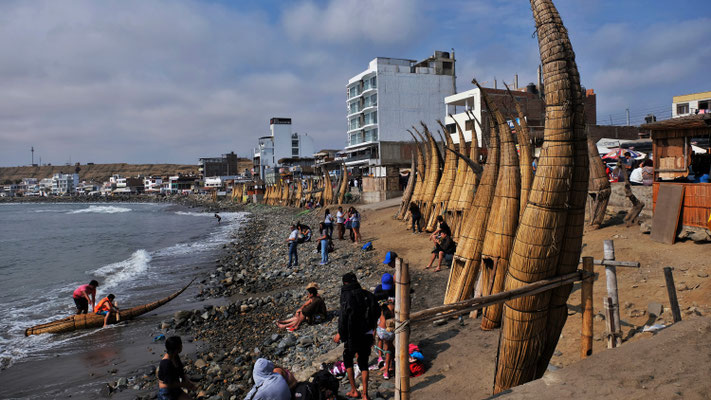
[
  {"left": 73, "top": 280, "right": 99, "bottom": 314},
  {"left": 244, "top": 358, "right": 292, "bottom": 400},
  {"left": 425, "top": 229, "right": 456, "bottom": 272},
  {"left": 158, "top": 336, "right": 196, "bottom": 400},
  {"left": 429, "top": 215, "right": 451, "bottom": 240},
  {"left": 297, "top": 222, "right": 312, "bottom": 243},
  {"left": 277, "top": 282, "right": 327, "bottom": 331},
  {"left": 95, "top": 294, "right": 120, "bottom": 328},
  {"left": 286, "top": 224, "right": 299, "bottom": 268},
  {"left": 374, "top": 273, "right": 395, "bottom": 301}
]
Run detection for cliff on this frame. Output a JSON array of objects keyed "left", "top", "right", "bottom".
[{"left": 0, "top": 163, "right": 198, "bottom": 183}]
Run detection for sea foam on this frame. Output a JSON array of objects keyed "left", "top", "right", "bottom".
[
  {"left": 67, "top": 205, "right": 132, "bottom": 214},
  {"left": 93, "top": 249, "right": 152, "bottom": 289}
]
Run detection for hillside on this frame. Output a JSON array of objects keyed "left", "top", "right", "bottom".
[{"left": 0, "top": 163, "right": 198, "bottom": 184}]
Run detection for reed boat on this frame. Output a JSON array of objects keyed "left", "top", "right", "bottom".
[{"left": 25, "top": 279, "right": 194, "bottom": 336}]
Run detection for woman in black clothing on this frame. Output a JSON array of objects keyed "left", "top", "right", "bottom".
[
  {"left": 158, "top": 336, "right": 196, "bottom": 400},
  {"left": 408, "top": 203, "right": 422, "bottom": 233}
]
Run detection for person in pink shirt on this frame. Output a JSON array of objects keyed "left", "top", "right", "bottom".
[{"left": 73, "top": 280, "right": 99, "bottom": 314}]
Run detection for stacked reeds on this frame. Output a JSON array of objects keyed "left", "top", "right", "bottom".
[
  {"left": 425, "top": 121, "right": 458, "bottom": 230},
  {"left": 404, "top": 130, "right": 427, "bottom": 221},
  {"left": 420, "top": 124, "right": 442, "bottom": 225},
  {"left": 295, "top": 179, "right": 303, "bottom": 208},
  {"left": 444, "top": 117, "right": 499, "bottom": 305},
  {"left": 280, "top": 181, "right": 289, "bottom": 206},
  {"left": 338, "top": 164, "right": 348, "bottom": 205},
  {"left": 448, "top": 116, "right": 480, "bottom": 239},
  {"left": 322, "top": 167, "right": 334, "bottom": 205},
  {"left": 478, "top": 88, "right": 521, "bottom": 331},
  {"left": 505, "top": 84, "right": 534, "bottom": 218},
  {"left": 396, "top": 155, "right": 417, "bottom": 219},
  {"left": 446, "top": 120, "right": 466, "bottom": 228},
  {"left": 493, "top": 0, "right": 586, "bottom": 392},
  {"left": 587, "top": 136, "right": 610, "bottom": 228},
  {"left": 453, "top": 112, "right": 481, "bottom": 238}
]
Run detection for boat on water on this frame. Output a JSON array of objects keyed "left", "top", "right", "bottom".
[{"left": 25, "top": 279, "right": 194, "bottom": 336}]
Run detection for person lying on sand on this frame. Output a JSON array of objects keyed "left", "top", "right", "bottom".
[
  {"left": 276, "top": 283, "right": 326, "bottom": 331},
  {"left": 73, "top": 280, "right": 98, "bottom": 314},
  {"left": 95, "top": 294, "right": 120, "bottom": 328},
  {"left": 157, "top": 336, "right": 196, "bottom": 400},
  {"left": 425, "top": 230, "right": 456, "bottom": 272}
]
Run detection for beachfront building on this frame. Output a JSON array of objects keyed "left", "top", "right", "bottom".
[
  {"left": 51, "top": 173, "right": 79, "bottom": 195},
  {"left": 344, "top": 51, "right": 456, "bottom": 172},
  {"left": 198, "top": 152, "right": 251, "bottom": 179},
  {"left": 253, "top": 118, "right": 315, "bottom": 181},
  {"left": 144, "top": 176, "right": 163, "bottom": 193},
  {"left": 672, "top": 91, "right": 711, "bottom": 118}
]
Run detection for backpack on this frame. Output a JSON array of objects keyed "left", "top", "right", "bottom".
[
  {"left": 362, "top": 289, "right": 380, "bottom": 332},
  {"left": 311, "top": 369, "right": 339, "bottom": 395},
  {"left": 292, "top": 381, "right": 321, "bottom": 400},
  {"left": 361, "top": 241, "right": 373, "bottom": 251}
]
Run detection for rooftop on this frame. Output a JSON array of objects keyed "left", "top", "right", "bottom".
[{"left": 640, "top": 114, "right": 711, "bottom": 131}]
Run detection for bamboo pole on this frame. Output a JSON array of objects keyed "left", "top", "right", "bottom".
[
  {"left": 395, "top": 258, "right": 411, "bottom": 400},
  {"left": 604, "top": 297, "right": 616, "bottom": 349},
  {"left": 663, "top": 267, "right": 682, "bottom": 323},
  {"left": 581, "top": 257, "right": 594, "bottom": 358},
  {"left": 578, "top": 258, "right": 640, "bottom": 268},
  {"left": 603, "top": 240, "right": 622, "bottom": 346}
]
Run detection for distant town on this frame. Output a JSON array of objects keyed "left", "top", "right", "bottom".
[{"left": 2, "top": 51, "right": 709, "bottom": 200}]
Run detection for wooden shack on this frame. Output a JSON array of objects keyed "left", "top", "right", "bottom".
[{"left": 641, "top": 114, "right": 711, "bottom": 229}]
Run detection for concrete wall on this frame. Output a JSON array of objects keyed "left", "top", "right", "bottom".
[
  {"left": 587, "top": 125, "right": 640, "bottom": 143},
  {"left": 271, "top": 122, "right": 292, "bottom": 163},
  {"left": 607, "top": 182, "right": 653, "bottom": 217}
]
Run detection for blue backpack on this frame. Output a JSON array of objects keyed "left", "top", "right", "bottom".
[{"left": 361, "top": 241, "right": 373, "bottom": 251}]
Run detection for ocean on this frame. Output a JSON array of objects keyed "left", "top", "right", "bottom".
[{"left": 0, "top": 202, "right": 247, "bottom": 398}]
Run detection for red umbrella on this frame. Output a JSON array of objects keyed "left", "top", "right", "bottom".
[{"left": 601, "top": 148, "right": 643, "bottom": 160}]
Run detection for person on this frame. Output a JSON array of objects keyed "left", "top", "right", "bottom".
[
  {"left": 277, "top": 282, "right": 327, "bottom": 331},
  {"left": 642, "top": 159, "right": 655, "bottom": 186},
  {"left": 95, "top": 293, "right": 120, "bottom": 328},
  {"left": 297, "top": 222, "right": 312, "bottom": 243},
  {"left": 157, "top": 336, "right": 196, "bottom": 400},
  {"left": 244, "top": 358, "right": 291, "bottom": 400},
  {"left": 374, "top": 272, "right": 395, "bottom": 301},
  {"left": 336, "top": 206, "right": 346, "bottom": 240},
  {"left": 382, "top": 251, "right": 398, "bottom": 269},
  {"left": 286, "top": 224, "right": 299, "bottom": 267},
  {"left": 409, "top": 202, "right": 422, "bottom": 233},
  {"left": 345, "top": 210, "right": 355, "bottom": 242},
  {"left": 214, "top": 213, "right": 221, "bottom": 224},
  {"left": 425, "top": 229, "right": 456, "bottom": 272},
  {"left": 334, "top": 273, "right": 375, "bottom": 400},
  {"left": 629, "top": 164, "right": 644, "bottom": 185},
  {"left": 429, "top": 215, "right": 451, "bottom": 240},
  {"left": 324, "top": 209, "right": 334, "bottom": 238},
  {"left": 375, "top": 298, "right": 395, "bottom": 380},
  {"left": 317, "top": 222, "right": 329, "bottom": 265},
  {"left": 349, "top": 207, "right": 361, "bottom": 243},
  {"left": 73, "top": 280, "right": 99, "bottom": 314}
]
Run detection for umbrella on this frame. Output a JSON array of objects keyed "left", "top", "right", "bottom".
[{"left": 601, "top": 148, "right": 645, "bottom": 160}]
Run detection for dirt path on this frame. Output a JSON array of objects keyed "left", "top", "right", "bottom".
[{"left": 360, "top": 204, "right": 711, "bottom": 399}]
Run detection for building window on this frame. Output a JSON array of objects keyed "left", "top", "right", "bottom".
[
  {"left": 364, "top": 94, "right": 377, "bottom": 108},
  {"left": 365, "top": 128, "right": 378, "bottom": 142},
  {"left": 292, "top": 139, "right": 299, "bottom": 147},
  {"left": 700, "top": 100, "right": 710, "bottom": 111},
  {"left": 364, "top": 111, "right": 377, "bottom": 125},
  {"left": 349, "top": 117, "right": 361, "bottom": 131},
  {"left": 677, "top": 103, "right": 689, "bottom": 115},
  {"left": 348, "top": 85, "right": 362, "bottom": 99},
  {"left": 348, "top": 100, "right": 361, "bottom": 114},
  {"left": 292, "top": 148, "right": 299, "bottom": 156},
  {"left": 350, "top": 132, "right": 364, "bottom": 146}
]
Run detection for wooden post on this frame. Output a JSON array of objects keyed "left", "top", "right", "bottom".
[
  {"left": 663, "top": 267, "right": 682, "bottom": 323},
  {"left": 581, "top": 257, "right": 594, "bottom": 358},
  {"left": 603, "top": 240, "right": 622, "bottom": 346},
  {"left": 394, "top": 258, "right": 411, "bottom": 400},
  {"left": 603, "top": 297, "right": 617, "bottom": 349}
]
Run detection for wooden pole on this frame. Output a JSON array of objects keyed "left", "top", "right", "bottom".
[
  {"left": 581, "top": 257, "right": 594, "bottom": 358},
  {"left": 663, "top": 266, "right": 682, "bottom": 323},
  {"left": 578, "top": 258, "right": 640, "bottom": 268},
  {"left": 395, "top": 258, "right": 411, "bottom": 400},
  {"left": 603, "top": 240, "right": 622, "bottom": 346},
  {"left": 603, "top": 297, "right": 616, "bottom": 349}
]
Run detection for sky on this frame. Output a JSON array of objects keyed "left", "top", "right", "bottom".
[{"left": 0, "top": 0, "right": 709, "bottom": 166}]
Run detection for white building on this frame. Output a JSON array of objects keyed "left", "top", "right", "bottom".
[
  {"left": 344, "top": 51, "right": 456, "bottom": 171},
  {"left": 144, "top": 176, "right": 163, "bottom": 193},
  {"left": 51, "top": 173, "right": 79, "bottom": 195},
  {"left": 672, "top": 91, "right": 711, "bottom": 118},
  {"left": 253, "top": 118, "right": 316, "bottom": 180}
]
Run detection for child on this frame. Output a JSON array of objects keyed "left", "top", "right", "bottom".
[{"left": 375, "top": 298, "right": 396, "bottom": 379}]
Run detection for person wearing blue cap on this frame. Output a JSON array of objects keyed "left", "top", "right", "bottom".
[
  {"left": 374, "top": 273, "right": 395, "bottom": 302},
  {"left": 382, "top": 251, "right": 397, "bottom": 268}
]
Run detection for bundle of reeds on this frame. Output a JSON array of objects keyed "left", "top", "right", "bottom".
[
  {"left": 405, "top": 129, "right": 427, "bottom": 216},
  {"left": 454, "top": 111, "right": 481, "bottom": 236},
  {"left": 587, "top": 136, "right": 610, "bottom": 228},
  {"left": 420, "top": 124, "right": 442, "bottom": 224},
  {"left": 446, "top": 118, "right": 469, "bottom": 237},
  {"left": 425, "top": 121, "right": 458, "bottom": 230},
  {"left": 338, "top": 163, "right": 348, "bottom": 205},
  {"left": 444, "top": 116, "right": 499, "bottom": 305},
  {"left": 478, "top": 89, "right": 521, "bottom": 331},
  {"left": 493, "top": 0, "right": 582, "bottom": 392},
  {"left": 322, "top": 167, "right": 334, "bottom": 205},
  {"left": 280, "top": 181, "right": 289, "bottom": 205},
  {"left": 396, "top": 155, "right": 417, "bottom": 219},
  {"left": 505, "top": 84, "right": 534, "bottom": 218}
]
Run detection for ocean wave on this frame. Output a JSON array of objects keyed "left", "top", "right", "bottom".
[
  {"left": 67, "top": 205, "right": 132, "bottom": 214},
  {"left": 93, "top": 249, "right": 152, "bottom": 289}
]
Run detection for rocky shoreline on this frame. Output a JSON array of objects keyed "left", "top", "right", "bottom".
[{"left": 100, "top": 200, "right": 394, "bottom": 400}]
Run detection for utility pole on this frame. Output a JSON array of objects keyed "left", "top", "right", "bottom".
[
  {"left": 626, "top": 108, "right": 630, "bottom": 126},
  {"left": 609, "top": 115, "right": 613, "bottom": 125},
  {"left": 31, "top": 146, "right": 34, "bottom": 166}
]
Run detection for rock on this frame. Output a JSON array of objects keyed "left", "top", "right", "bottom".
[
  {"left": 698, "top": 272, "right": 709, "bottom": 278},
  {"left": 676, "top": 283, "right": 689, "bottom": 291},
  {"left": 201, "top": 312, "right": 210, "bottom": 320},
  {"left": 689, "top": 230, "right": 711, "bottom": 243},
  {"left": 227, "top": 384, "right": 239, "bottom": 393},
  {"left": 433, "top": 318, "right": 447, "bottom": 326},
  {"left": 298, "top": 336, "right": 313, "bottom": 346},
  {"left": 144, "top": 366, "right": 156, "bottom": 376},
  {"left": 115, "top": 377, "right": 128, "bottom": 390},
  {"left": 99, "top": 383, "right": 112, "bottom": 398},
  {"left": 648, "top": 302, "right": 663, "bottom": 317},
  {"left": 174, "top": 310, "right": 192, "bottom": 320},
  {"left": 240, "top": 304, "right": 250, "bottom": 313},
  {"left": 195, "top": 359, "right": 208, "bottom": 369},
  {"left": 639, "top": 221, "right": 652, "bottom": 234},
  {"left": 594, "top": 313, "right": 605, "bottom": 322},
  {"left": 161, "top": 321, "right": 172, "bottom": 330},
  {"left": 553, "top": 350, "right": 563, "bottom": 357}
]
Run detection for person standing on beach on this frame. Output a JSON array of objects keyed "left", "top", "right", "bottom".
[
  {"left": 334, "top": 272, "right": 376, "bottom": 400},
  {"left": 318, "top": 222, "right": 329, "bottom": 265},
  {"left": 214, "top": 213, "right": 221, "bottom": 224},
  {"left": 157, "top": 336, "right": 196, "bottom": 400},
  {"left": 286, "top": 224, "right": 299, "bottom": 267},
  {"left": 349, "top": 207, "right": 361, "bottom": 243},
  {"left": 408, "top": 202, "right": 422, "bottom": 233},
  {"left": 324, "top": 209, "right": 333, "bottom": 238},
  {"left": 336, "top": 206, "right": 345, "bottom": 240},
  {"left": 72, "top": 280, "right": 98, "bottom": 314}
]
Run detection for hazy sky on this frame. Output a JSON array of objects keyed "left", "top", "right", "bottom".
[{"left": 1, "top": 0, "right": 709, "bottom": 166}]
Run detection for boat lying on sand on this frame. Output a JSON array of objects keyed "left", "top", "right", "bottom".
[{"left": 25, "top": 279, "right": 194, "bottom": 336}]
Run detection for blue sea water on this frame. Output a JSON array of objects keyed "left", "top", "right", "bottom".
[{"left": 0, "top": 202, "right": 247, "bottom": 374}]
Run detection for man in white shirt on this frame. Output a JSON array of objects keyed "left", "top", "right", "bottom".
[
  {"left": 336, "top": 207, "right": 345, "bottom": 240},
  {"left": 629, "top": 166, "right": 644, "bottom": 186},
  {"left": 286, "top": 224, "right": 299, "bottom": 267}
]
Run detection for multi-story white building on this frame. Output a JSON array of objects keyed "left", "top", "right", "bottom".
[
  {"left": 51, "top": 173, "right": 79, "bottom": 195},
  {"left": 253, "top": 118, "right": 315, "bottom": 181},
  {"left": 144, "top": 176, "right": 163, "bottom": 193},
  {"left": 344, "top": 51, "right": 456, "bottom": 172},
  {"left": 673, "top": 91, "right": 711, "bottom": 117}
]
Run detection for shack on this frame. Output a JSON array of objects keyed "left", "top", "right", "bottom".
[{"left": 641, "top": 114, "right": 711, "bottom": 229}]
